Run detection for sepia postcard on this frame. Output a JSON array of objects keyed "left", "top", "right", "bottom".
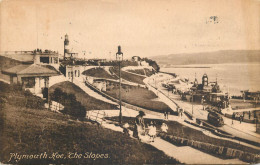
[{"left": 0, "top": 0, "right": 259, "bottom": 164}]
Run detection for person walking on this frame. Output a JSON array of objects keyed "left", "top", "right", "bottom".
[
  {"left": 123, "top": 123, "right": 130, "bottom": 136},
  {"left": 148, "top": 121, "right": 156, "bottom": 142},
  {"left": 161, "top": 123, "right": 168, "bottom": 133},
  {"left": 232, "top": 113, "right": 235, "bottom": 125},
  {"left": 165, "top": 109, "right": 170, "bottom": 119},
  {"left": 180, "top": 108, "right": 183, "bottom": 119},
  {"left": 133, "top": 111, "right": 146, "bottom": 139}
]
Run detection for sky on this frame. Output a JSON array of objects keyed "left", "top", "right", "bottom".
[{"left": 0, "top": 0, "right": 259, "bottom": 59}]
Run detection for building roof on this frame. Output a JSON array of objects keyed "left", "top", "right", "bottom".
[
  {"left": 0, "top": 50, "right": 59, "bottom": 62},
  {"left": 2, "top": 64, "right": 60, "bottom": 76}
]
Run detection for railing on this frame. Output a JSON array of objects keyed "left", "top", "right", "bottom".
[
  {"left": 86, "top": 110, "right": 105, "bottom": 125},
  {"left": 49, "top": 101, "right": 64, "bottom": 113}
]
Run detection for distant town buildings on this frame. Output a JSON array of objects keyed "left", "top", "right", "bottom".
[{"left": 241, "top": 90, "right": 260, "bottom": 101}]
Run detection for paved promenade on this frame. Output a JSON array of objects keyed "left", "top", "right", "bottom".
[{"left": 146, "top": 73, "right": 260, "bottom": 145}]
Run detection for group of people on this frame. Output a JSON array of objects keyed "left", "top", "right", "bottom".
[
  {"left": 232, "top": 112, "right": 244, "bottom": 124},
  {"left": 176, "top": 106, "right": 184, "bottom": 118},
  {"left": 132, "top": 111, "right": 168, "bottom": 142}
]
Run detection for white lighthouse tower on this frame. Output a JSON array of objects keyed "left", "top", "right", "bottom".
[{"left": 64, "top": 34, "right": 70, "bottom": 59}]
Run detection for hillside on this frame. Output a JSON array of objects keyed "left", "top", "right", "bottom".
[
  {"left": 49, "top": 81, "right": 118, "bottom": 110},
  {"left": 0, "top": 56, "right": 30, "bottom": 82},
  {"left": 151, "top": 50, "right": 260, "bottom": 66},
  {"left": 0, "top": 82, "right": 179, "bottom": 164}
]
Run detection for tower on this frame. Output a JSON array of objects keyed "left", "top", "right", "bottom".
[
  {"left": 194, "top": 72, "right": 198, "bottom": 86},
  {"left": 202, "top": 73, "right": 208, "bottom": 87},
  {"left": 64, "top": 34, "right": 69, "bottom": 59}
]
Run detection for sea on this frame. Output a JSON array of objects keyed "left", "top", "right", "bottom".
[{"left": 160, "top": 63, "right": 260, "bottom": 96}]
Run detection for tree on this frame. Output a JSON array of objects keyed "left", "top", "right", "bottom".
[
  {"left": 142, "top": 58, "right": 160, "bottom": 72},
  {"left": 50, "top": 88, "right": 86, "bottom": 119}
]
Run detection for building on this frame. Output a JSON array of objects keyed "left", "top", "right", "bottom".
[
  {"left": 191, "top": 74, "right": 214, "bottom": 93},
  {"left": 65, "top": 65, "right": 82, "bottom": 81},
  {"left": 132, "top": 56, "right": 141, "bottom": 62},
  {"left": 33, "top": 49, "right": 59, "bottom": 68},
  {"left": 2, "top": 64, "right": 60, "bottom": 98},
  {"left": 63, "top": 34, "right": 79, "bottom": 59},
  {"left": 0, "top": 49, "right": 60, "bottom": 69},
  {"left": 241, "top": 90, "right": 260, "bottom": 101},
  {"left": 189, "top": 73, "right": 228, "bottom": 109}
]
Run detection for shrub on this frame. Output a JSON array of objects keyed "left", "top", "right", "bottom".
[
  {"left": 50, "top": 88, "right": 86, "bottom": 119},
  {"left": 0, "top": 82, "right": 44, "bottom": 109}
]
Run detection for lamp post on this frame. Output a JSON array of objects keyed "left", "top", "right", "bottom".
[
  {"left": 202, "top": 95, "right": 205, "bottom": 110},
  {"left": 192, "top": 92, "right": 194, "bottom": 114},
  {"left": 116, "top": 45, "right": 123, "bottom": 124}
]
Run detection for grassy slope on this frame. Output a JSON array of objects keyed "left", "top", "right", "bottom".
[
  {"left": 0, "top": 56, "right": 23, "bottom": 81},
  {"left": 104, "top": 85, "right": 171, "bottom": 112},
  {"left": 0, "top": 56, "right": 23, "bottom": 70},
  {"left": 0, "top": 102, "right": 179, "bottom": 164},
  {"left": 106, "top": 116, "right": 260, "bottom": 154},
  {"left": 110, "top": 67, "right": 145, "bottom": 85},
  {"left": 49, "top": 81, "right": 118, "bottom": 110},
  {"left": 0, "top": 81, "right": 179, "bottom": 164},
  {"left": 82, "top": 67, "right": 117, "bottom": 80},
  {"left": 127, "top": 69, "right": 145, "bottom": 75},
  {"left": 127, "top": 68, "right": 155, "bottom": 77}
]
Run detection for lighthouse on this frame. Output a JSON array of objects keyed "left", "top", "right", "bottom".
[{"left": 64, "top": 34, "right": 69, "bottom": 59}]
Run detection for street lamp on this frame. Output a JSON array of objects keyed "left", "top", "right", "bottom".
[
  {"left": 192, "top": 92, "right": 194, "bottom": 114},
  {"left": 202, "top": 95, "right": 205, "bottom": 110},
  {"left": 116, "top": 45, "right": 123, "bottom": 124}
]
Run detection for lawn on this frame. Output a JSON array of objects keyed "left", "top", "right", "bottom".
[
  {"left": 49, "top": 81, "right": 117, "bottom": 110},
  {"left": 104, "top": 85, "right": 171, "bottom": 112},
  {"left": 82, "top": 67, "right": 118, "bottom": 80},
  {"left": 0, "top": 99, "right": 179, "bottom": 164},
  {"left": 105, "top": 116, "right": 260, "bottom": 155},
  {"left": 127, "top": 69, "right": 145, "bottom": 75},
  {"left": 127, "top": 68, "right": 155, "bottom": 77},
  {"left": 110, "top": 67, "right": 145, "bottom": 85}
]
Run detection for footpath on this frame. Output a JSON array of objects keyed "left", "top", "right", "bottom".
[
  {"left": 97, "top": 108, "right": 246, "bottom": 164},
  {"left": 73, "top": 77, "right": 117, "bottom": 105}
]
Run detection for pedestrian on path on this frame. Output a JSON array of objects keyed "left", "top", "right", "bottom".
[
  {"left": 180, "top": 108, "right": 183, "bottom": 118},
  {"left": 164, "top": 110, "right": 167, "bottom": 119},
  {"left": 148, "top": 121, "right": 156, "bottom": 142},
  {"left": 133, "top": 111, "right": 146, "bottom": 140},
  {"left": 232, "top": 113, "right": 235, "bottom": 125},
  {"left": 123, "top": 123, "right": 130, "bottom": 136},
  {"left": 239, "top": 115, "right": 243, "bottom": 124},
  {"left": 161, "top": 123, "right": 168, "bottom": 133},
  {"left": 164, "top": 109, "right": 169, "bottom": 119}
]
